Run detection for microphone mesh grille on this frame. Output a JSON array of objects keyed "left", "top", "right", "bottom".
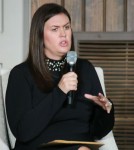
[{"left": 67, "top": 51, "right": 77, "bottom": 65}]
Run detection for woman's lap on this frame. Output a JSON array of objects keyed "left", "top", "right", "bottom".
[{"left": 39, "top": 145, "right": 91, "bottom": 150}]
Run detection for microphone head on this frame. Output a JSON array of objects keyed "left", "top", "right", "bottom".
[{"left": 67, "top": 51, "right": 77, "bottom": 66}]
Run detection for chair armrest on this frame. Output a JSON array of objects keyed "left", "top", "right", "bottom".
[
  {"left": 96, "top": 131, "right": 118, "bottom": 150},
  {"left": 0, "top": 138, "right": 9, "bottom": 150}
]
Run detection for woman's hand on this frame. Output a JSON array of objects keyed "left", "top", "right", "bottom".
[
  {"left": 84, "top": 93, "right": 112, "bottom": 113},
  {"left": 58, "top": 72, "right": 78, "bottom": 94}
]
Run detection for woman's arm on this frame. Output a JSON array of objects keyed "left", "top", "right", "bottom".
[
  {"left": 6, "top": 67, "right": 66, "bottom": 142},
  {"left": 84, "top": 61, "right": 115, "bottom": 140}
]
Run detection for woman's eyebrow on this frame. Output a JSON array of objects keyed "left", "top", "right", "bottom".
[
  {"left": 51, "top": 22, "right": 70, "bottom": 28},
  {"left": 63, "top": 22, "right": 70, "bottom": 27}
]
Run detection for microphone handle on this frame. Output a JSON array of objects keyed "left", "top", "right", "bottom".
[
  {"left": 70, "top": 65, "right": 73, "bottom": 72},
  {"left": 68, "top": 65, "right": 74, "bottom": 105},
  {"left": 68, "top": 91, "right": 73, "bottom": 105}
]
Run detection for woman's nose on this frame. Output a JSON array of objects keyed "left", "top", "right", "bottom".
[{"left": 60, "top": 28, "right": 66, "bottom": 37}]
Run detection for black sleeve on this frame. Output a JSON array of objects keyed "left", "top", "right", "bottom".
[
  {"left": 5, "top": 67, "right": 67, "bottom": 142},
  {"left": 87, "top": 61, "right": 115, "bottom": 140}
]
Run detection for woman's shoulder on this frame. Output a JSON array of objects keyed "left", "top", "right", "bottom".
[
  {"left": 77, "top": 58, "right": 94, "bottom": 68},
  {"left": 9, "top": 62, "right": 31, "bottom": 79},
  {"left": 11, "top": 62, "right": 29, "bottom": 74}
]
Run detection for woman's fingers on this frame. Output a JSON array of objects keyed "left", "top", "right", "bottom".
[
  {"left": 84, "top": 93, "right": 112, "bottom": 113},
  {"left": 105, "top": 101, "right": 112, "bottom": 113},
  {"left": 84, "top": 94, "right": 106, "bottom": 110},
  {"left": 58, "top": 72, "right": 78, "bottom": 94},
  {"left": 98, "top": 93, "right": 112, "bottom": 113}
]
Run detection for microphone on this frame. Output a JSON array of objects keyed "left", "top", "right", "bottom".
[{"left": 67, "top": 51, "right": 77, "bottom": 105}]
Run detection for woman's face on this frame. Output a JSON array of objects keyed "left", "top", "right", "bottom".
[{"left": 43, "top": 13, "right": 72, "bottom": 60}]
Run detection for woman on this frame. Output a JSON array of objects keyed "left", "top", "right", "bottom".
[{"left": 5, "top": 3, "right": 114, "bottom": 150}]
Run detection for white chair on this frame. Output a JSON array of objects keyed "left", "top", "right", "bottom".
[
  {"left": 95, "top": 67, "right": 118, "bottom": 150},
  {"left": 0, "top": 68, "right": 16, "bottom": 150},
  {"left": 0, "top": 67, "right": 118, "bottom": 150},
  {"left": 0, "top": 67, "right": 10, "bottom": 150}
]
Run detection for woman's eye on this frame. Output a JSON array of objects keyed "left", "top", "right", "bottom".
[
  {"left": 65, "top": 25, "right": 70, "bottom": 30},
  {"left": 52, "top": 28, "right": 58, "bottom": 32}
]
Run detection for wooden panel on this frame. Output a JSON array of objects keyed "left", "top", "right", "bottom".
[
  {"left": 127, "top": 0, "right": 134, "bottom": 31},
  {"left": 31, "top": 0, "right": 62, "bottom": 16},
  {"left": 85, "top": 0, "right": 103, "bottom": 32},
  {"left": 31, "top": 0, "right": 132, "bottom": 32},
  {"left": 114, "top": 118, "right": 134, "bottom": 149},
  {"left": 74, "top": 32, "right": 134, "bottom": 150},
  {"left": 64, "top": 0, "right": 83, "bottom": 31},
  {"left": 106, "top": 0, "right": 124, "bottom": 31}
]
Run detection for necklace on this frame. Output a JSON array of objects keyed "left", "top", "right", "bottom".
[{"left": 46, "top": 57, "right": 66, "bottom": 72}]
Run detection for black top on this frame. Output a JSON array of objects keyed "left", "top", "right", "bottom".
[{"left": 6, "top": 58, "right": 114, "bottom": 150}]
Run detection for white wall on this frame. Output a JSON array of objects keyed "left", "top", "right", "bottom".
[{"left": 0, "top": 0, "right": 31, "bottom": 70}]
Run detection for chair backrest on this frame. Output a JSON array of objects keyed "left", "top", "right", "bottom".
[
  {"left": 95, "top": 67, "right": 118, "bottom": 150},
  {"left": 0, "top": 69, "right": 16, "bottom": 149},
  {"left": 95, "top": 67, "right": 106, "bottom": 96},
  {"left": 0, "top": 67, "right": 10, "bottom": 150}
]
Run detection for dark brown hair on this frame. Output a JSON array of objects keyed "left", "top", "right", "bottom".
[{"left": 26, "top": 3, "right": 74, "bottom": 92}]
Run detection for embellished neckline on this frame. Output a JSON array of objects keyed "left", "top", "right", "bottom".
[{"left": 45, "top": 57, "right": 66, "bottom": 72}]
